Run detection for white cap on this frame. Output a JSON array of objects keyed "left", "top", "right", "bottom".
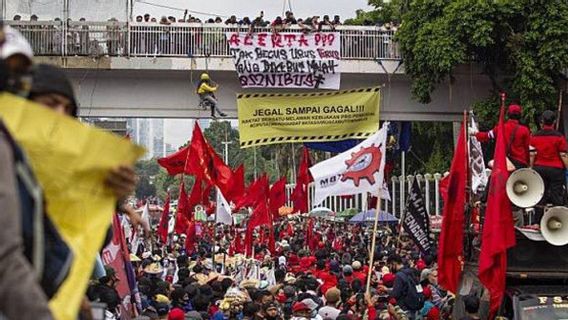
[{"left": 1, "top": 26, "right": 33, "bottom": 61}]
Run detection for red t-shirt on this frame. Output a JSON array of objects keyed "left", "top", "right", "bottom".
[
  {"left": 530, "top": 126, "right": 568, "bottom": 169},
  {"left": 353, "top": 270, "right": 367, "bottom": 283},
  {"left": 476, "top": 119, "right": 530, "bottom": 165}
]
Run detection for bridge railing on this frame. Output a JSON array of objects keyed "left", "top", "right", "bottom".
[
  {"left": 285, "top": 172, "right": 448, "bottom": 219},
  {"left": 5, "top": 20, "right": 400, "bottom": 60}
]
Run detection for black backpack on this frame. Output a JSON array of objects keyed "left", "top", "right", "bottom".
[
  {"left": 397, "top": 269, "right": 425, "bottom": 311},
  {"left": 1, "top": 120, "right": 73, "bottom": 298}
]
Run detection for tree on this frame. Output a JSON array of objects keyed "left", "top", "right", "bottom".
[
  {"left": 134, "top": 159, "right": 160, "bottom": 199},
  {"left": 395, "top": 0, "right": 568, "bottom": 125},
  {"left": 344, "top": 0, "right": 404, "bottom": 26}
]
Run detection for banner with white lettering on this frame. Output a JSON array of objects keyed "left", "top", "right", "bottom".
[
  {"left": 226, "top": 32, "right": 341, "bottom": 89},
  {"left": 403, "top": 179, "right": 432, "bottom": 254},
  {"left": 470, "top": 113, "right": 487, "bottom": 194}
]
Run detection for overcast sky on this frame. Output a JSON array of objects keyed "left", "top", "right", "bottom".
[{"left": 133, "top": 0, "right": 371, "bottom": 21}]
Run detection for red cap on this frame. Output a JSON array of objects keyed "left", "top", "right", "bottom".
[
  {"left": 423, "top": 286, "right": 432, "bottom": 299},
  {"left": 426, "top": 307, "right": 441, "bottom": 320},
  {"left": 382, "top": 273, "right": 396, "bottom": 287},
  {"left": 416, "top": 259, "right": 426, "bottom": 271},
  {"left": 508, "top": 104, "right": 522, "bottom": 115},
  {"left": 168, "top": 308, "right": 185, "bottom": 320},
  {"left": 292, "top": 302, "right": 310, "bottom": 313}
]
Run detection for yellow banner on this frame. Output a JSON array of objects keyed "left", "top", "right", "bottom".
[
  {"left": 237, "top": 87, "right": 380, "bottom": 148},
  {"left": 0, "top": 93, "right": 145, "bottom": 320}
]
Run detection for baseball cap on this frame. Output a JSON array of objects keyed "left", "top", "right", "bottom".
[
  {"left": 1, "top": 26, "right": 33, "bottom": 61},
  {"left": 508, "top": 104, "right": 522, "bottom": 115},
  {"left": 292, "top": 301, "right": 310, "bottom": 313}
]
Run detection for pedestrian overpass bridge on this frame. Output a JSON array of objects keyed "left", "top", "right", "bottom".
[{"left": 9, "top": 21, "right": 492, "bottom": 121}]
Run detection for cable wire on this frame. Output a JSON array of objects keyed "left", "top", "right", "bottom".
[{"left": 135, "top": 0, "right": 229, "bottom": 18}]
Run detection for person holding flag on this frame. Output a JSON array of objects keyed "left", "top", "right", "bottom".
[{"left": 474, "top": 101, "right": 530, "bottom": 170}]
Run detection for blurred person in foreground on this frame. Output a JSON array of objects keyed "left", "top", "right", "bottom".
[
  {"left": 28, "top": 63, "right": 138, "bottom": 201},
  {"left": 0, "top": 24, "right": 54, "bottom": 320}
]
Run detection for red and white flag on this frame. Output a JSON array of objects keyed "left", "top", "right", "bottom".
[{"left": 309, "top": 123, "right": 388, "bottom": 206}]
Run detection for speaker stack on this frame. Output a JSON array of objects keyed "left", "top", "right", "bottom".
[{"left": 504, "top": 168, "right": 568, "bottom": 277}]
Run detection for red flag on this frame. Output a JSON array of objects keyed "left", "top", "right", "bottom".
[
  {"left": 306, "top": 218, "right": 315, "bottom": 249},
  {"left": 235, "top": 175, "right": 269, "bottom": 210},
  {"left": 269, "top": 177, "right": 287, "bottom": 216},
  {"left": 187, "top": 178, "right": 203, "bottom": 220},
  {"left": 268, "top": 225, "right": 276, "bottom": 254},
  {"left": 184, "top": 123, "right": 214, "bottom": 185},
  {"left": 439, "top": 175, "right": 450, "bottom": 203},
  {"left": 184, "top": 220, "right": 197, "bottom": 254},
  {"left": 479, "top": 107, "right": 516, "bottom": 317},
  {"left": 157, "top": 194, "right": 170, "bottom": 243},
  {"left": 244, "top": 201, "right": 271, "bottom": 256},
  {"left": 174, "top": 183, "right": 190, "bottom": 234},
  {"left": 291, "top": 147, "right": 312, "bottom": 213},
  {"left": 210, "top": 146, "right": 234, "bottom": 197},
  {"left": 157, "top": 145, "right": 189, "bottom": 176},
  {"left": 225, "top": 165, "right": 245, "bottom": 203},
  {"left": 201, "top": 183, "right": 212, "bottom": 208},
  {"left": 437, "top": 115, "right": 468, "bottom": 294},
  {"left": 229, "top": 233, "right": 245, "bottom": 255}
]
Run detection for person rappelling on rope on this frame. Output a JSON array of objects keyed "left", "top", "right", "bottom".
[{"left": 197, "top": 72, "right": 226, "bottom": 119}]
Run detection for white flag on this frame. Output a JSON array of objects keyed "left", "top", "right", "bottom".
[
  {"left": 309, "top": 122, "right": 389, "bottom": 206},
  {"left": 131, "top": 203, "right": 150, "bottom": 253},
  {"left": 140, "top": 203, "right": 151, "bottom": 231},
  {"left": 215, "top": 188, "right": 233, "bottom": 225},
  {"left": 469, "top": 114, "right": 487, "bottom": 193}
]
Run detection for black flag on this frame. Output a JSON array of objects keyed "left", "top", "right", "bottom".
[{"left": 403, "top": 179, "right": 431, "bottom": 254}]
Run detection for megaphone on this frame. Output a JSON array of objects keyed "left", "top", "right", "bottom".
[
  {"left": 541, "top": 206, "right": 568, "bottom": 246},
  {"left": 506, "top": 168, "right": 545, "bottom": 208}
]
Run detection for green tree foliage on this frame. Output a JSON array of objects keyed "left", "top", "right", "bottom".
[
  {"left": 344, "top": 0, "right": 404, "bottom": 25},
  {"left": 394, "top": 0, "right": 568, "bottom": 123},
  {"left": 406, "top": 122, "right": 454, "bottom": 174}
]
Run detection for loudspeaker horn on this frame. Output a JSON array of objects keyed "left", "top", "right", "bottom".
[
  {"left": 541, "top": 206, "right": 568, "bottom": 246},
  {"left": 506, "top": 168, "right": 545, "bottom": 208}
]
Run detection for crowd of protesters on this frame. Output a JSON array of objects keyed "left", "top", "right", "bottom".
[
  {"left": 8, "top": 11, "right": 398, "bottom": 58},
  {"left": 85, "top": 213, "right": 488, "bottom": 320}
]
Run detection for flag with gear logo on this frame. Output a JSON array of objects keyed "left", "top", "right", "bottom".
[{"left": 309, "top": 122, "right": 389, "bottom": 206}]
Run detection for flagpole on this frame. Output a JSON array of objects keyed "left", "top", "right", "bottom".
[
  {"left": 212, "top": 188, "right": 218, "bottom": 272},
  {"left": 366, "top": 192, "right": 382, "bottom": 294},
  {"left": 395, "top": 176, "right": 409, "bottom": 254}
]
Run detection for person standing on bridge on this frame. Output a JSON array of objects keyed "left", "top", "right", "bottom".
[{"left": 197, "top": 72, "right": 227, "bottom": 119}]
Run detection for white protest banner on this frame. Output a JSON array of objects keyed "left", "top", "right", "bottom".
[
  {"left": 469, "top": 113, "right": 487, "bottom": 193},
  {"left": 309, "top": 122, "right": 389, "bottom": 205},
  {"left": 226, "top": 32, "right": 341, "bottom": 90}
]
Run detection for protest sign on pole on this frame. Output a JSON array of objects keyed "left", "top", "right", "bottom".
[
  {"left": 238, "top": 87, "right": 380, "bottom": 148},
  {"left": 226, "top": 32, "right": 341, "bottom": 89},
  {"left": 403, "top": 179, "right": 432, "bottom": 254},
  {"left": 469, "top": 113, "right": 487, "bottom": 193}
]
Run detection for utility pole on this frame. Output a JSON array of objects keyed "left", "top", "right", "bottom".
[
  {"left": 221, "top": 125, "right": 232, "bottom": 164},
  {"left": 222, "top": 141, "right": 232, "bottom": 164},
  {"left": 253, "top": 147, "right": 257, "bottom": 180}
]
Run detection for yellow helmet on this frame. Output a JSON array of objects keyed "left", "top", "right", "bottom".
[{"left": 200, "top": 72, "right": 210, "bottom": 81}]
